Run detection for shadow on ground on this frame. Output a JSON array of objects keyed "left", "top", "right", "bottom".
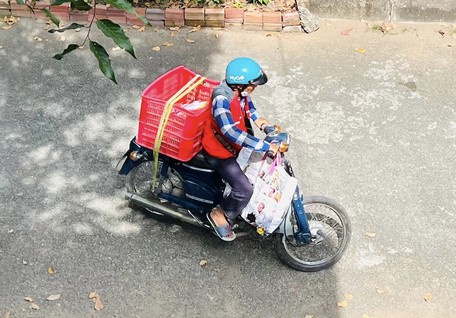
[{"left": 0, "top": 19, "right": 342, "bottom": 317}]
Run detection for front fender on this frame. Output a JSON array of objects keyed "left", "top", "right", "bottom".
[{"left": 275, "top": 189, "right": 312, "bottom": 244}]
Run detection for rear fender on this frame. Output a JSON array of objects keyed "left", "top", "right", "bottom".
[{"left": 117, "top": 137, "right": 152, "bottom": 175}]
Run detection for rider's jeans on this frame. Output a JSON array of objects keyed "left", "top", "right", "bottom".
[{"left": 204, "top": 153, "right": 253, "bottom": 222}]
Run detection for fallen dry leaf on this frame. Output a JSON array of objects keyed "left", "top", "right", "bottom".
[
  {"left": 355, "top": 48, "right": 367, "bottom": 53},
  {"left": 46, "top": 294, "right": 61, "bottom": 301},
  {"left": 3, "top": 15, "right": 18, "bottom": 25},
  {"left": 89, "top": 292, "right": 104, "bottom": 311},
  {"left": 380, "top": 22, "right": 394, "bottom": 34},
  {"left": 199, "top": 259, "right": 208, "bottom": 267},
  {"left": 162, "top": 42, "right": 174, "bottom": 47},
  {"left": 188, "top": 25, "right": 201, "bottom": 33},
  {"left": 94, "top": 297, "right": 104, "bottom": 310},
  {"left": 343, "top": 293, "right": 354, "bottom": 300},
  {"left": 151, "top": 46, "right": 160, "bottom": 51},
  {"left": 171, "top": 31, "right": 176, "bottom": 37},
  {"left": 337, "top": 300, "right": 349, "bottom": 308},
  {"left": 340, "top": 28, "right": 353, "bottom": 35},
  {"left": 365, "top": 231, "right": 376, "bottom": 238},
  {"left": 376, "top": 288, "right": 387, "bottom": 294},
  {"left": 424, "top": 293, "right": 433, "bottom": 302},
  {"left": 131, "top": 25, "right": 146, "bottom": 32},
  {"left": 48, "top": 266, "right": 56, "bottom": 275},
  {"left": 24, "top": 297, "right": 34, "bottom": 302},
  {"left": 185, "top": 38, "right": 195, "bottom": 43},
  {"left": 30, "top": 303, "right": 40, "bottom": 310},
  {"left": 4, "top": 311, "right": 11, "bottom": 318},
  {"left": 1, "top": 25, "right": 12, "bottom": 30},
  {"left": 169, "top": 26, "right": 180, "bottom": 31}
]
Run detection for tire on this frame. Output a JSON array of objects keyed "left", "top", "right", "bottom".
[
  {"left": 274, "top": 195, "right": 351, "bottom": 272},
  {"left": 126, "top": 160, "right": 183, "bottom": 222}
]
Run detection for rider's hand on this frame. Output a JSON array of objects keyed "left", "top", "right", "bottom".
[
  {"left": 255, "top": 118, "right": 269, "bottom": 131},
  {"left": 267, "top": 142, "right": 280, "bottom": 157}
]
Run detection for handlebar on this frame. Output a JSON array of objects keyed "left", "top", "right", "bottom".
[
  {"left": 263, "top": 125, "right": 290, "bottom": 157},
  {"left": 263, "top": 124, "right": 280, "bottom": 135}
]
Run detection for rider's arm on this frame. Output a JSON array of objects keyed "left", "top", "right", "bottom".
[
  {"left": 247, "top": 97, "right": 269, "bottom": 130},
  {"left": 213, "top": 96, "right": 271, "bottom": 152}
]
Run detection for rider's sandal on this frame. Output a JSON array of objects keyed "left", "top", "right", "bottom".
[{"left": 206, "top": 212, "right": 236, "bottom": 242}]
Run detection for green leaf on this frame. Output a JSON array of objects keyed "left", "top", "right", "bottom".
[
  {"left": 96, "top": 19, "right": 136, "bottom": 58},
  {"left": 103, "top": 0, "right": 149, "bottom": 25},
  {"left": 70, "top": 0, "right": 91, "bottom": 11},
  {"left": 50, "top": 0, "right": 69, "bottom": 5},
  {"left": 103, "top": 0, "right": 136, "bottom": 15},
  {"left": 48, "top": 22, "right": 85, "bottom": 33},
  {"left": 16, "top": 0, "right": 25, "bottom": 5},
  {"left": 51, "top": 0, "right": 91, "bottom": 10},
  {"left": 53, "top": 44, "right": 80, "bottom": 60},
  {"left": 137, "top": 15, "right": 149, "bottom": 26},
  {"left": 42, "top": 8, "right": 61, "bottom": 27},
  {"left": 89, "top": 40, "right": 117, "bottom": 84}
]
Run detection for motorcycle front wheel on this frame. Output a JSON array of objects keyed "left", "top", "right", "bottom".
[{"left": 274, "top": 195, "right": 351, "bottom": 272}]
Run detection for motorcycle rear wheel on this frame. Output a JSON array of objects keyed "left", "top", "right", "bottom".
[
  {"left": 274, "top": 195, "right": 351, "bottom": 272},
  {"left": 126, "top": 160, "right": 179, "bottom": 221}
]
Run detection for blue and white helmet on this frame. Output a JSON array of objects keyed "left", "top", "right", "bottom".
[{"left": 225, "top": 57, "right": 268, "bottom": 86}]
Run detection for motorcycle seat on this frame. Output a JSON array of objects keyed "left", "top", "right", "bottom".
[{"left": 185, "top": 151, "right": 213, "bottom": 170}]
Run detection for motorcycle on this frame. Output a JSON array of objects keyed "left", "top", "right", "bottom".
[{"left": 117, "top": 126, "right": 351, "bottom": 272}]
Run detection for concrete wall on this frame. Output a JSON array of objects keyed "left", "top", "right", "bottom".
[{"left": 308, "top": 0, "right": 456, "bottom": 22}]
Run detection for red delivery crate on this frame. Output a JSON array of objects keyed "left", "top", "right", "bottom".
[{"left": 137, "top": 66, "right": 220, "bottom": 161}]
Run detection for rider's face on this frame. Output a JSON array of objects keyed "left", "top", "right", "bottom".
[{"left": 244, "top": 84, "right": 257, "bottom": 95}]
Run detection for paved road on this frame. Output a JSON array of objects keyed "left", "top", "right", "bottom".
[{"left": 1, "top": 18, "right": 455, "bottom": 318}]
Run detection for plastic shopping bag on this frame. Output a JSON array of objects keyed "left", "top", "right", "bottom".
[{"left": 240, "top": 150, "right": 298, "bottom": 235}]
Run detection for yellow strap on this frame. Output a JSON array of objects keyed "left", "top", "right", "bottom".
[{"left": 151, "top": 75, "right": 207, "bottom": 190}]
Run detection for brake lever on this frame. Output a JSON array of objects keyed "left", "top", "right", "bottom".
[{"left": 263, "top": 124, "right": 281, "bottom": 136}]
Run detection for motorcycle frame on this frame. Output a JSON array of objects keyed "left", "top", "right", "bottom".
[{"left": 119, "top": 138, "right": 313, "bottom": 244}]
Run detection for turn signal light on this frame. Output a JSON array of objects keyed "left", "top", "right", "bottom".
[{"left": 129, "top": 151, "right": 143, "bottom": 161}]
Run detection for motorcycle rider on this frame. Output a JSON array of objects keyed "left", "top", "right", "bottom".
[{"left": 202, "top": 57, "right": 279, "bottom": 241}]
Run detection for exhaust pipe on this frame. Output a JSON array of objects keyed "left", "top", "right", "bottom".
[{"left": 125, "top": 192, "right": 209, "bottom": 229}]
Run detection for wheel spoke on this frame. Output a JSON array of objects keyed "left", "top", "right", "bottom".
[
  {"left": 274, "top": 197, "right": 351, "bottom": 271},
  {"left": 127, "top": 161, "right": 184, "bottom": 199}
]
